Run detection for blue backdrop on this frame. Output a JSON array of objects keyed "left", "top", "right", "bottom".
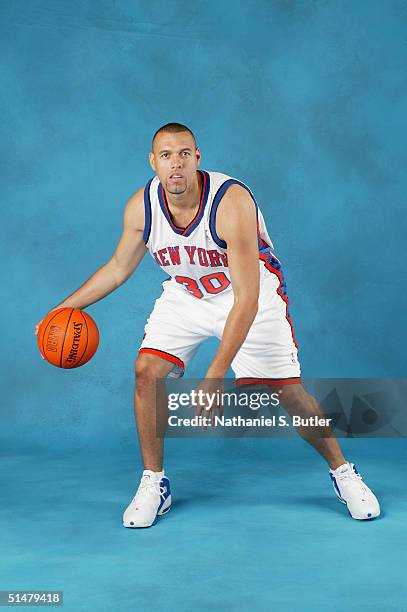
[
  {"left": 1, "top": 3, "right": 407, "bottom": 612},
  {"left": 1, "top": 0, "right": 406, "bottom": 452}
]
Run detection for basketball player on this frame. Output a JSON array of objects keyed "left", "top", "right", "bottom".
[{"left": 36, "top": 123, "right": 380, "bottom": 527}]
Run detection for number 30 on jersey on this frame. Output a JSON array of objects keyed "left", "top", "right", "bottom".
[{"left": 175, "top": 272, "right": 230, "bottom": 298}]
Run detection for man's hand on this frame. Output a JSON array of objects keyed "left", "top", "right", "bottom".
[
  {"left": 35, "top": 306, "right": 67, "bottom": 360},
  {"left": 34, "top": 320, "right": 42, "bottom": 337},
  {"left": 193, "top": 377, "right": 224, "bottom": 431},
  {"left": 34, "top": 306, "right": 65, "bottom": 337}
]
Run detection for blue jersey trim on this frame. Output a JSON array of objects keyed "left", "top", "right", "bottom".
[
  {"left": 143, "top": 178, "right": 154, "bottom": 244},
  {"left": 258, "top": 242, "right": 288, "bottom": 296},
  {"left": 209, "top": 179, "right": 258, "bottom": 249}
]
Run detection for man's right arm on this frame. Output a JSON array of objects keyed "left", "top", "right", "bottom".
[{"left": 42, "top": 188, "right": 147, "bottom": 315}]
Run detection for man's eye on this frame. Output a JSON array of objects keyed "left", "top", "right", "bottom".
[
  {"left": 161, "top": 153, "right": 168, "bottom": 158},
  {"left": 182, "top": 151, "right": 190, "bottom": 156}
]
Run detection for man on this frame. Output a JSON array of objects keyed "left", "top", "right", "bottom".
[{"left": 36, "top": 123, "right": 380, "bottom": 527}]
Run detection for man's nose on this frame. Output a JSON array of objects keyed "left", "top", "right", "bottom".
[{"left": 171, "top": 155, "right": 183, "bottom": 168}]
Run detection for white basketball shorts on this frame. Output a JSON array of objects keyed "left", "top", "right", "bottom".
[{"left": 138, "top": 265, "right": 301, "bottom": 385}]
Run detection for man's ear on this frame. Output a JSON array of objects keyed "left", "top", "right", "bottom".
[
  {"left": 196, "top": 148, "right": 201, "bottom": 167},
  {"left": 149, "top": 151, "right": 156, "bottom": 171}
]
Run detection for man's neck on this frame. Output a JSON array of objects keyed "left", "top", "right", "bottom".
[{"left": 165, "top": 171, "right": 202, "bottom": 211}]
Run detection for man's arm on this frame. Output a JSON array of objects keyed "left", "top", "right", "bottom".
[
  {"left": 206, "top": 184, "right": 260, "bottom": 378},
  {"left": 48, "top": 188, "right": 146, "bottom": 312}
]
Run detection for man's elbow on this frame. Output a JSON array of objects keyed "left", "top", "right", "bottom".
[{"left": 109, "top": 257, "right": 132, "bottom": 287}]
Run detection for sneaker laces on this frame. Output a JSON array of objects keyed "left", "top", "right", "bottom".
[
  {"left": 336, "top": 466, "right": 368, "bottom": 495},
  {"left": 133, "top": 476, "right": 166, "bottom": 505}
]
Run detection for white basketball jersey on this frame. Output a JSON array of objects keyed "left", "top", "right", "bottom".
[{"left": 143, "top": 170, "right": 283, "bottom": 301}]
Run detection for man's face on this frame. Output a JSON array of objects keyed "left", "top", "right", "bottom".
[{"left": 149, "top": 131, "right": 201, "bottom": 195}]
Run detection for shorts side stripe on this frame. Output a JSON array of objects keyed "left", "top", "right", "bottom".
[
  {"left": 259, "top": 253, "right": 299, "bottom": 349},
  {"left": 236, "top": 377, "right": 301, "bottom": 387}
]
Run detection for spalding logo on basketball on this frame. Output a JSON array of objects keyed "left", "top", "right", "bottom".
[{"left": 37, "top": 308, "right": 99, "bottom": 368}]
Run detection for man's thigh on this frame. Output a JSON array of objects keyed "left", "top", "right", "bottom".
[
  {"left": 138, "top": 283, "right": 213, "bottom": 378},
  {"left": 231, "top": 272, "right": 301, "bottom": 384}
]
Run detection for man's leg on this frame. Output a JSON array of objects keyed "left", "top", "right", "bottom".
[
  {"left": 123, "top": 353, "right": 174, "bottom": 528},
  {"left": 124, "top": 283, "right": 210, "bottom": 528},
  {"left": 134, "top": 352, "right": 175, "bottom": 471},
  {"left": 275, "top": 383, "right": 346, "bottom": 469},
  {"left": 266, "top": 382, "right": 380, "bottom": 519}
]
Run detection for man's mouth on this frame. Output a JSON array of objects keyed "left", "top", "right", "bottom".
[{"left": 170, "top": 174, "right": 184, "bottom": 179}]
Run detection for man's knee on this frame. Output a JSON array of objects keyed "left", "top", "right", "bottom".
[
  {"left": 278, "top": 383, "right": 311, "bottom": 410},
  {"left": 134, "top": 353, "right": 172, "bottom": 385},
  {"left": 278, "top": 384, "right": 323, "bottom": 416}
]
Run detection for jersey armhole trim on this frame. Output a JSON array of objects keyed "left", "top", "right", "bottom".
[
  {"left": 209, "top": 179, "right": 259, "bottom": 249},
  {"left": 143, "top": 178, "right": 154, "bottom": 245}
]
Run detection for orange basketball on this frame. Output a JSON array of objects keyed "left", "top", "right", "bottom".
[{"left": 37, "top": 308, "right": 99, "bottom": 368}]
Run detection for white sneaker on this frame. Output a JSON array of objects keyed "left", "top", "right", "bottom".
[
  {"left": 123, "top": 470, "right": 171, "bottom": 528},
  {"left": 329, "top": 462, "right": 380, "bottom": 520}
]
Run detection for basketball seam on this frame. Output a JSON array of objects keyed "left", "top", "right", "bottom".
[
  {"left": 41, "top": 309, "right": 65, "bottom": 359},
  {"left": 59, "top": 308, "right": 74, "bottom": 368},
  {"left": 73, "top": 310, "right": 89, "bottom": 368}
]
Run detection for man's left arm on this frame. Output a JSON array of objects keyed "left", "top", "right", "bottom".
[{"left": 206, "top": 184, "right": 260, "bottom": 378}]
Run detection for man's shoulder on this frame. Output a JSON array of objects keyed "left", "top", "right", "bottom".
[
  {"left": 206, "top": 170, "right": 252, "bottom": 192},
  {"left": 206, "top": 170, "right": 235, "bottom": 183},
  {"left": 212, "top": 172, "right": 257, "bottom": 222},
  {"left": 124, "top": 187, "right": 145, "bottom": 231}
]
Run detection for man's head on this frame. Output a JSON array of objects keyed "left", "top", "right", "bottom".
[{"left": 149, "top": 123, "right": 201, "bottom": 195}]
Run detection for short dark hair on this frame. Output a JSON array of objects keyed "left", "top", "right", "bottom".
[{"left": 152, "top": 122, "right": 196, "bottom": 149}]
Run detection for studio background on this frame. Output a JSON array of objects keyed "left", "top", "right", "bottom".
[{"left": 1, "top": 1, "right": 406, "bottom": 611}]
